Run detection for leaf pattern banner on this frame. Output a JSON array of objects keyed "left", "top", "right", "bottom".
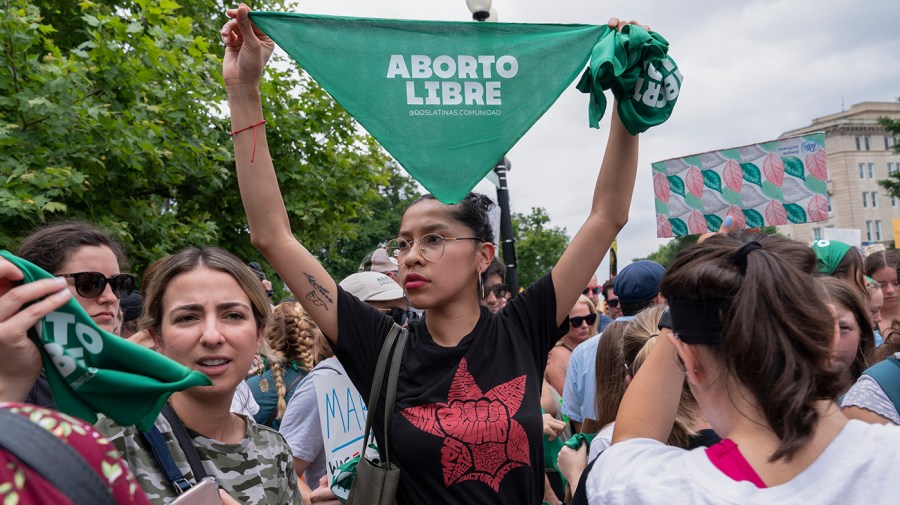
[{"left": 652, "top": 132, "right": 827, "bottom": 238}]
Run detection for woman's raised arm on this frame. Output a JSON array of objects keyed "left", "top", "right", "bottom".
[
  {"left": 550, "top": 18, "right": 643, "bottom": 324},
  {"left": 222, "top": 5, "right": 338, "bottom": 340}
]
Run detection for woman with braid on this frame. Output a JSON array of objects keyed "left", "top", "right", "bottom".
[{"left": 248, "top": 301, "right": 321, "bottom": 429}]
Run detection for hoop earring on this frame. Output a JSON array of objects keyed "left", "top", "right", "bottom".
[{"left": 478, "top": 271, "right": 485, "bottom": 299}]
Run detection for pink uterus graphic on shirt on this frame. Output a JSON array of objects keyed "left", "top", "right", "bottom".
[{"left": 401, "top": 358, "right": 530, "bottom": 492}]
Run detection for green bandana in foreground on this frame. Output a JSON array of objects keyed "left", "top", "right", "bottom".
[
  {"left": 249, "top": 12, "right": 681, "bottom": 203},
  {"left": 1, "top": 251, "right": 211, "bottom": 431}
]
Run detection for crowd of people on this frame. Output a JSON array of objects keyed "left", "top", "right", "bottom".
[{"left": 1, "top": 5, "right": 900, "bottom": 505}]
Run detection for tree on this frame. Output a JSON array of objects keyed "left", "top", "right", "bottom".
[
  {"left": 878, "top": 112, "right": 900, "bottom": 198},
  {"left": 511, "top": 207, "right": 569, "bottom": 289},
  {"left": 0, "top": 0, "right": 401, "bottom": 283}
]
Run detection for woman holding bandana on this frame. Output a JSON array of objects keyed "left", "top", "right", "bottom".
[{"left": 222, "top": 5, "right": 641, "bottom": 504}]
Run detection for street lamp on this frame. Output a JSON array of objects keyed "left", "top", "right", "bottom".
[{"left": 466, "top": 0, "right": 492, "bottom": 21}]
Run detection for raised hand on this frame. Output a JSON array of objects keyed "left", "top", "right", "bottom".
[{"left": 221, "top": 4, "right": 276, "bottom": 91}]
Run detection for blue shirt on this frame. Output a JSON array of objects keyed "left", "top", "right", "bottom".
[{"left": 561, "top": 315, "right": 633, "bottom": 423}]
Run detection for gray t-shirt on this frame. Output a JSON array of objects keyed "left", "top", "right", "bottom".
[
  {"left": 279, "top": 357, "right": 345, "bottom": 487},
  {"left": 841, "top": 374, "right": 900, "bottom": 424}
]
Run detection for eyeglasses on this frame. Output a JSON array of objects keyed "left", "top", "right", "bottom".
[
  {"left": 606, "top": 299, "right": 619, "bottom": 308},
  {"left": 569, "top": 313, "right": 597, "bottom": 329},
  {"left": 485, "top": 283, "right": 508, "bottom": 299},
  {"left": 583, "top": 287, "right": 600, "bottom": 295},
  {"left": 378, "top": 307, "right": 409, "bottom": 326},
  {"left": 61, "top": 272, "right": 137, "bottom": 300},
  {"left": 385, "top": 233, "right": 482, "bottom": 265}
]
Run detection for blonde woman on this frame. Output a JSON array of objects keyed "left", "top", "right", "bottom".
[
  {"left": 248, "top": 301, "right": 322, "bottom": 428},
  {"left": 546, "top": 295, "right": 599, "bottom": 397}
]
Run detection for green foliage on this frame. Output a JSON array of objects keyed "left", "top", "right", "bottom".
[
  {"left": 0, "top": 0, "right": 408, "bottom": 284},
  {"left": 511, "top": 207, "right": 569, "bottom": 289}
]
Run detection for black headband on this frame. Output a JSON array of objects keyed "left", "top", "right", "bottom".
[{"left": 668, "top": 298, "right": 727, "bottom": 344}]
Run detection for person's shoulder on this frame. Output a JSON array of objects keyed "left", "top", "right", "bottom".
[
  {"left": 588, "top": 439, "right": 697, "bottom": 501},
  {"left": 248, "top": 416, "right": 293, "bottom": 451}
]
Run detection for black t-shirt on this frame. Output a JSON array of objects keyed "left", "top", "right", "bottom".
[{"left": 334, "top": 273, "right": 565, "bottom": 505}]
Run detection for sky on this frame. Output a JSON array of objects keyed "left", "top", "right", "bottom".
[{"left": 279, "top": 0, "right": 900, "bottom": 280}]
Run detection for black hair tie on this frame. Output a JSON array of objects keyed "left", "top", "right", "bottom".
[{"left": 732, "top": 241, "right": 762, "bottom": 272}]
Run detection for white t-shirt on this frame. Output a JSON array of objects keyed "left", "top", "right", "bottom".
[
  {"left": 279, "top": 357, "right": 345, "bottom": 487},
  {"left": 587, "top": 420, "right": 900, "bottom": 504},
  {"left": 231, "top": 380, "right": 260, "bottom": 416},
  {"left": 588, "top": 422, "right": 615, "bottom": 462}
]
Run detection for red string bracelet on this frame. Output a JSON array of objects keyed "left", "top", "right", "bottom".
[{"left": 229, "top": 120, "right": 267, "bottom": 163}]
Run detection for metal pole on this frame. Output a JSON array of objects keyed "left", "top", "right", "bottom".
[{"left": 494, "top": 157, "right": 519, "bottom": 294}]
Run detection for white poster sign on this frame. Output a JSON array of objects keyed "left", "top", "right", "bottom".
[{"left": 313, "top": 374, "right": 377, "bottom": 483}]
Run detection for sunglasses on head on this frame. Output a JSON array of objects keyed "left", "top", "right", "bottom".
[
  {"left": 569, "top": 313, "right": 597, "bottom": 329},
  {"left": 606, "top": 299, "right": 619, "bottom": 308},
  {"left": 583, "top": 287, "right": 600, "bottom": 295},
  {"left": 378, "top": 307, "right": 409, "bottom": 326},
  {"left": 61, "top": 272, "right": 137, "bottom": 300}
]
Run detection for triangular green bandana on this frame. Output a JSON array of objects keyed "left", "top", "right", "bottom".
[
  {"left": 1, "top": 251, "right": 211, "bottom": 431},
  {"left": 250, "top": 13, "right": 680, "bottom": 203}
]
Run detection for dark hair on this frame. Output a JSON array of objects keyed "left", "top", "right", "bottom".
[
  {"left": 591, "top": 321, "right": 629, "bottom": 430},
  {"left": 620, "top": 298, "right": 656, "bottom": 317},
  {"left": 16, "top": 220, "right": 129, "bottom": 274},
  {"left": 874, "top": 319, "right": 900, "bottom": 362},
  {"left": 821, "top": 277, "right": 875, "bottom": 381},
  {"left": 830, "top": 247, "right": 867, "bottom": 295},
  {"left": 660, "top": 232, "right": 846, "bottom": 462},
  {"left": 413, "top": 193, "right": 495, "bottom": 244},
  {"left": 865, "top": 250, "right": 899, "bottom": 279},
  {"left": 602, "top": 276, "right": 616, "bottom": 301}
]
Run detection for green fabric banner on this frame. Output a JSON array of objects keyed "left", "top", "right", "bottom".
[
  {"left": 250, "top": 12, "right": 681, "bottom": 203},
  {"left": 1, "top": 251, "right": 211, "bottom": 431}
]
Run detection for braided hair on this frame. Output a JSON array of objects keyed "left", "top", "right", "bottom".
[{"left": 264, "top": 301, "right": 325, "bottom": 421}]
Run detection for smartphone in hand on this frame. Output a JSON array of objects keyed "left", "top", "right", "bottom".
[{"left": 171, "top": 478, "right": 222, "bottom": 505}]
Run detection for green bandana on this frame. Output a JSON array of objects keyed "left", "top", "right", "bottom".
[
  {"left": 1, "top": 251, "right": 211, "bottom": 431},
  {"left": 249, "top": 12, "right": 681, "bottom": 203},
  {"left": 811, "top": 239, "right": 852, "bottom": 275}
]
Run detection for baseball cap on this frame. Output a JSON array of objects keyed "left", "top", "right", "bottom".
[
  {"left": 340, "top": 271, "right": 404, "bottom": 302},
  {"left": 119, "top": 292, "right": 144, "bottom": 323},
  {"left": 614, "top": 260, "right": 665, "bottom": 304},
  {"left": 358, "top": 248, "right": 398, "bottom": 274}
]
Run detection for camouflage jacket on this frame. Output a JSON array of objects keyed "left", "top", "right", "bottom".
[{"left": 96, "top": 412, "right": 300, "bottom": 504}]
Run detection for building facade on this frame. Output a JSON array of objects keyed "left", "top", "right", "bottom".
[{"left": 779, "top": 101, "right": 900, "bottom": 245}]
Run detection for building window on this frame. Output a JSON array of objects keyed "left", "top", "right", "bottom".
[
  {"left": 827, "top": 193, "right": 833, "bottom": 212},
  {"left": 856, "top": 136, "right": 862, "bottom": 151},
  {"left": 887, "top": 136, "right": 892, "bottom": 151},
  {"left": 812, "top": 227, "right": 822, "bottom": 241},
  {"left": 876, "top": 220, "right": 883, "bottom": 241},
  {"left": 894, "top": 196, "right": 898, "bottom": 208},
  {"left": 859, "top": 163, "right": 866, "bottom": 179},
  {"left": 863, "top": 192, "right": 869, "bottom": 208},
  {"left": 869, "top": 163, "right": 875, "bottom": 178},
  {"left": 866, "top": 221, "right": 873, "bottom": 242},
  {"left": 872, "top": 192, "right": 878, "bottom": 208},
  {"left": 865, "top": 136, "right": 871, "bottom": 151},
  {"left": 890, "top": 162, "right": 896, "bottom": 175}
]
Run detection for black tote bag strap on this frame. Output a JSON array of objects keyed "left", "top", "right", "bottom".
[
  {"left": 360, "top": 323, "right": 408, "bottom": 467},
  {"left": 0, "top": 408, "right": 117, "bottom": 505}
]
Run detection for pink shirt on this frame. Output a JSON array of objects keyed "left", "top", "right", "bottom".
[{"left": 706, "top": 439, "right": 767, "bottom": 488}]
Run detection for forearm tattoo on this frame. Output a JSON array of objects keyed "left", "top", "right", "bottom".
[{"left": 304, "top": 273, "right": 333, "bottom": 309}]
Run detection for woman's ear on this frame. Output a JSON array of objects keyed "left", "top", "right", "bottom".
[
  {"left": 669, "top": 333, "right": 703, "bottom": 386},
  {"left": 148, "top": 328, "right": 163, "bottom": 353},
  {"left": 477, "top": 241, "right": 495, "bottom": 273},
  {"left": 256, "top": 324, "right": 266, "bottom": 352}
]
